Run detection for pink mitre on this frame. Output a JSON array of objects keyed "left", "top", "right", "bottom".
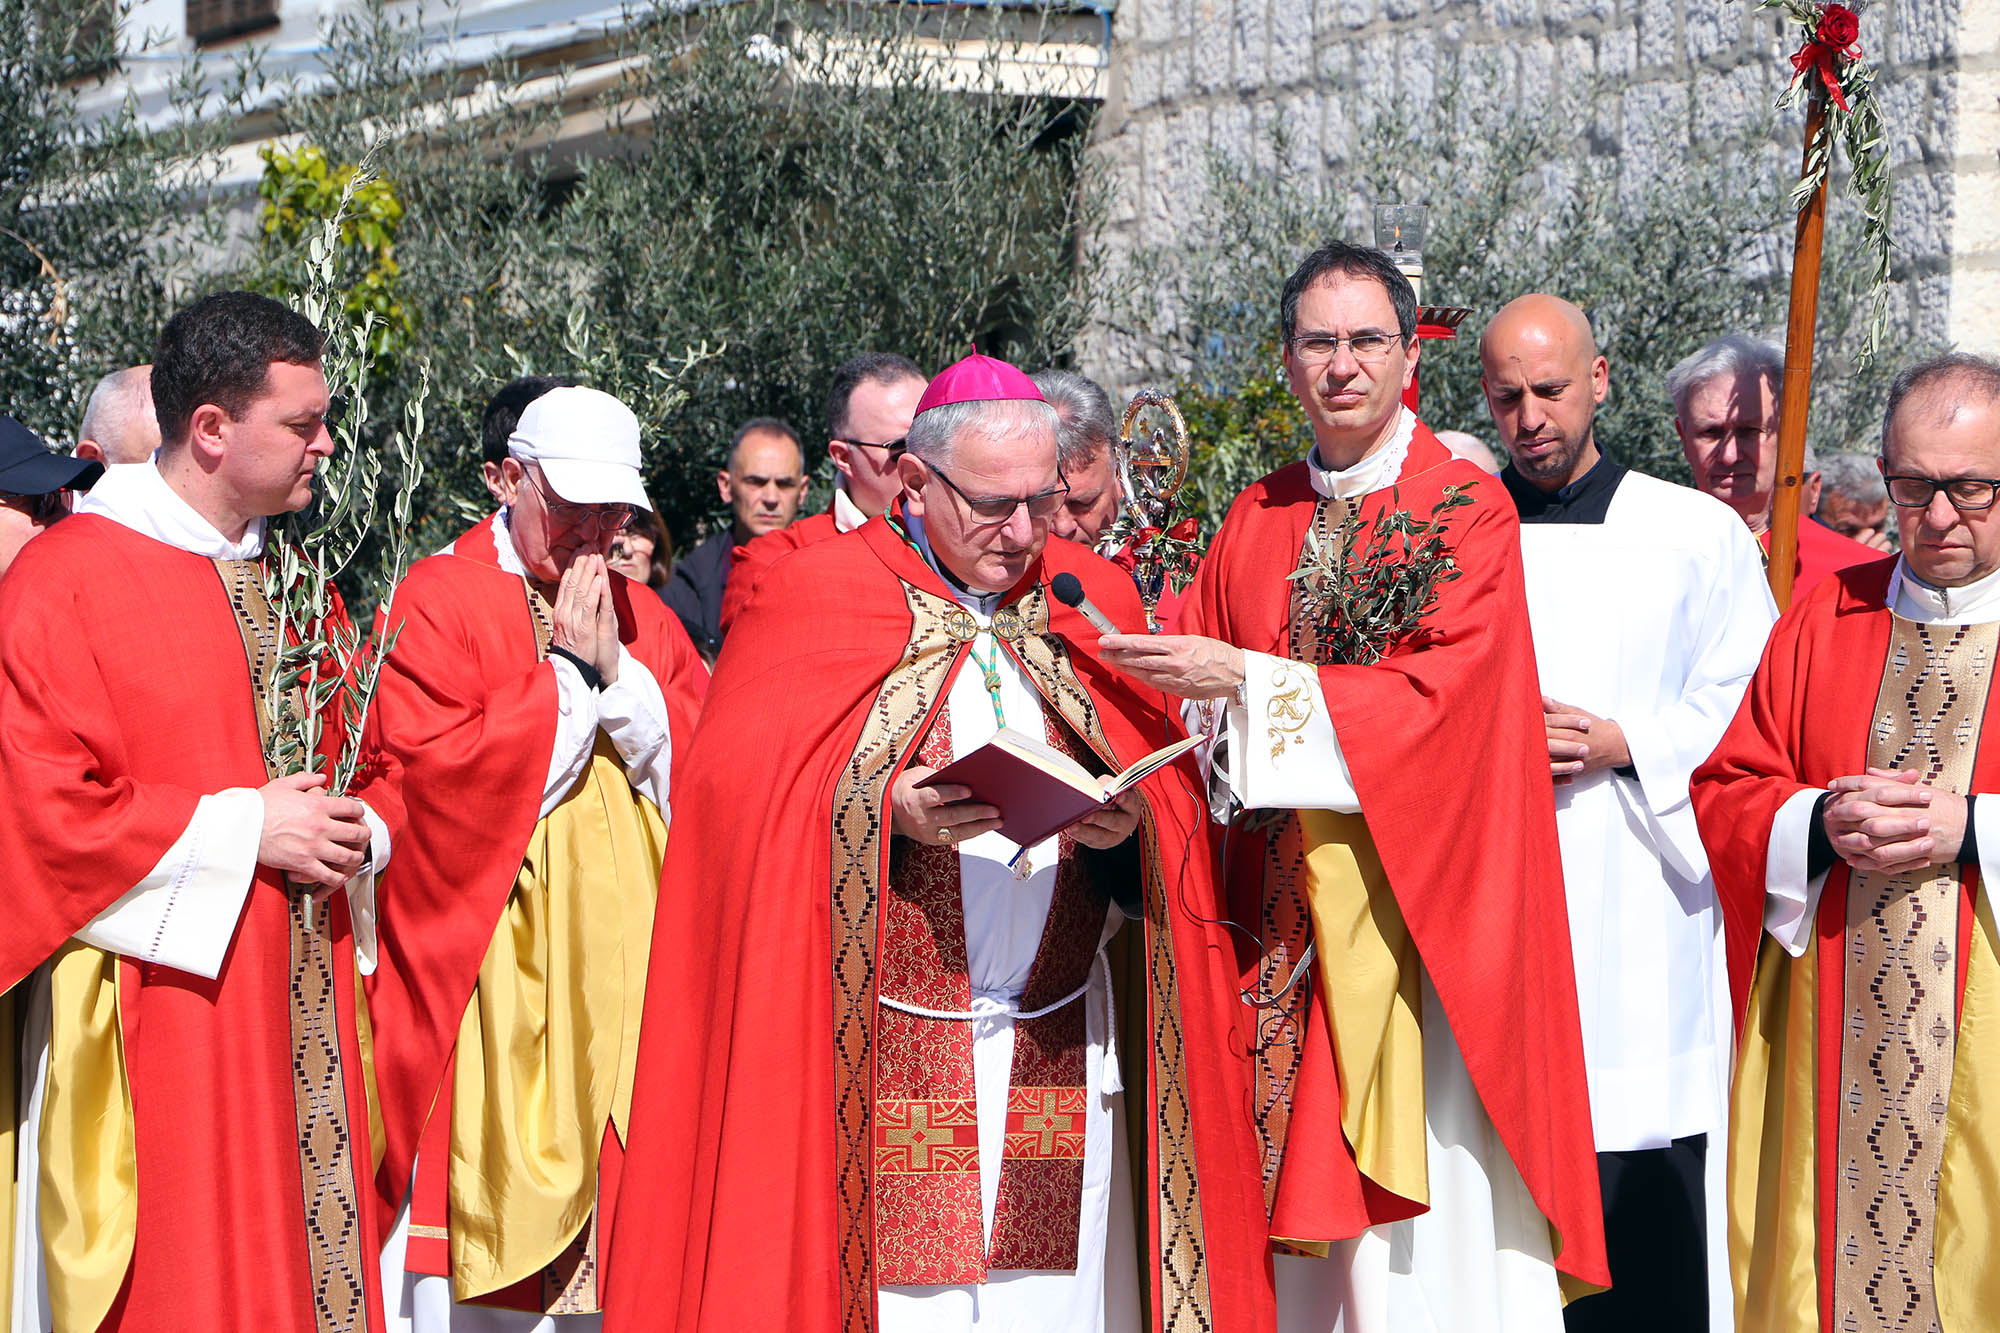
[{"left": 915, "top": 352, "right": 1048, "bottom": 416}]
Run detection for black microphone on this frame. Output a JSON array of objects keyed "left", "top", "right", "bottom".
[{"left": 1050, "top": 572, "right": 1117, "bottom": 635}]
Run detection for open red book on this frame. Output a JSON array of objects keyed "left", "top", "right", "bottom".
[{"left": 917, "top": 727, "right": 1204, "bottom": 849}]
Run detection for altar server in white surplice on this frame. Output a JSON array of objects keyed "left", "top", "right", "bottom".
[{"left": 1480, "top": 295, "right": 1777, "bottom": 1333}]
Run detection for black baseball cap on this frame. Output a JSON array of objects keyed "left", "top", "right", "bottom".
[{"left": 0, "top": 415, "right": 102, "bottom": 495}]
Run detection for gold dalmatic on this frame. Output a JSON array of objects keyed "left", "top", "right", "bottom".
[
  {"left": 1835, "top": 619, "right": 1999, "bottom": 1332},
  {"left": 215, "top": 558, "right": 369, "bottom": 1333}
]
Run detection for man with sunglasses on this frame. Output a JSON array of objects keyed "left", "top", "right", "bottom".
[
  {"left": 1103, "top": 242, "right": 1610, "bottom": 1331},
  {"left": 607, "top": 353, "right": 1273, "bottom": 1333},
  {"left": 1695, "top": 352, "right": 2000, "bottom": 1329},
  {"left": 363, "top": 382, "right": 707, "bottom": 1330},
  {"left": 720, "top": 351, "right": 927, "bottom": 636},
  {"left": 0, "top": 414, "right": 100, "bottom": 576}
]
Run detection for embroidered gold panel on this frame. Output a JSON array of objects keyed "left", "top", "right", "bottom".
[
  {"left": 827, "top": 583, "right": 962, "bottom": 1333},
  {"left": 215, "top": 558, "right": 368, "bottom": 1333},
  {"left": 1239, "top": 495, "right": 1357, "bottom": 1230},
  {"left": 1835, "top": 618, "right": 1998, "bottom": 1333}
]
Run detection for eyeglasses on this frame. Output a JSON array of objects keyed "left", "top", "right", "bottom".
[
  {"left": 1288, "top": 331, "right": 1407, "bottom": 364},
  {"left": 1884, "top": 474, "right": 2000, "bottom": 512},
  {"left": 833, "top": 436, "right": 906, "bottom": 456},
  {"left": 523, "top": 467, "right": 635, "bottom": 532},
  {"left": 0, "top": 490, "right": 67, "bottom": 522},
  {"left": 926, "top": 462, "right": 1068, "bottom": 524}
]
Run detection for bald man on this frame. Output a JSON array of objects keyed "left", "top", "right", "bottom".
[
  {"left": 76, "top": 364, "right": 161, "bottom": 467},
  {"left": 1481, "top": 294, "right": 1777, "bottom": 1333}
]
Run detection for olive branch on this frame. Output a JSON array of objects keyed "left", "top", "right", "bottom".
[
  {"left": 259, "top": 158, "right": 428, "bottom": 794},
  {"left": 1287, "top": 485, "right": 1474, "bottom": 666},
  {"left": 1763, "top": 0, "right": 1893, "bottom": 362}
]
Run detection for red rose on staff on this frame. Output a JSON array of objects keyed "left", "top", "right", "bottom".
[{"left": 1816, "top": 4, "right": 1859, "bottom": 49}]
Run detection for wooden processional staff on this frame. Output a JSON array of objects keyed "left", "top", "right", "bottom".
[
  {"left": 1765, "top": 0, "right": 1889, "bottom": 610},
  {"left": 1768, "top": 92, "right": 1829, "bottom": 612}
]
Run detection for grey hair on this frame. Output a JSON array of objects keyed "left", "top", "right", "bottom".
[
  {"left": 1030, "top": 369, "right": 1116, "bottom": 471},
  {"left": 1664, "top": 335, "right": 1783, "bottom": 419},
  {"left": 77, "top": 366, "right": 155, "bottom": 462},
  {"left": 1818, "top": 449, "right": 1881, "bottom": 501},
  {"left": 905, "top": 397, "right": 1060, "bottom": 469},
  {"left": 1880, "top": 351, "right": 2000, "bottom": 456}
]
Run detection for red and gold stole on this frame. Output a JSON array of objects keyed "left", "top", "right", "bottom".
[{"left": 872, "top": 703, "right": 1110, "bottom": 1284}]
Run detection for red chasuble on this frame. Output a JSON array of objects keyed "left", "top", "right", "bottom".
[
  {"left": 720, "top": 508, "right": 840, "bottom": 635},
  {"left": 360, "top": 516, "right": 707, "bottom": 1283},
  {"left": 1177, "top": 425, "right": 1610, "bottom": 1288},
  {"left": 603, "top": 517, "right": 1275, "bottom": 1333},
  {"left": 1689, "top": 555, "right": 2000, "bottom": 1326},
  {"left": 0, "top": 516, "right": 391, "bottom": 1331}
]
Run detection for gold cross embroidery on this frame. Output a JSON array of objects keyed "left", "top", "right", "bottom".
[
  {"left": 886, "top": 1105, "right": 942, "bottom": 1170},
  {"left": 1021, "top": 1090, "right": 1076, "bottom": 1156}
]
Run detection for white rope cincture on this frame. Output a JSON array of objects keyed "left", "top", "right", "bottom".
[{"left": 877, "top": 952, "right": 1121, "bottom": 1092}]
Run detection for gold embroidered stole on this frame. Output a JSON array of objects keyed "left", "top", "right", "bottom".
[
  {"left": 437, "top": 581, "right": 666, "bottom": 1312},
  {"left": 1247, "top": 496, "right": 1429, "bottom": 1246},
  {"left": 825, "top": 580, "right": 1214, "bottom": 1332},
  {"left": 1833, "top": 619, "right": 1998, "bottom": 1331},
  {"left": 873, "top": 701, "right": 1106, "bottom": 1284},
  {"left": 214, "top": 557, "right": 369, "bottom": 1333}
]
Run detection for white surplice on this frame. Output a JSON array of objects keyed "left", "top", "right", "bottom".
[
  {"left": 1516, "top": 469, "right": 1777, "bottom": 1333},
  {"left": 1191, "top": 418, "right": 1567, "bottom": 1333},
  {"left": 874, "top": 514, "right": 1136, "bottom": 1333},
  {"left": 11, "top": 462, "right": 390, "bottom": 1333}
]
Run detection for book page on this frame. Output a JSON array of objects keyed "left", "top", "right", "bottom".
[{"left": 1108, "top": 733, "right": 1205, "bottom": 794}]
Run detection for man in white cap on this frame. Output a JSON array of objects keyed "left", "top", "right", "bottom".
[{"left": 363, "top": 381, "right": 708, "bottom": 1330}]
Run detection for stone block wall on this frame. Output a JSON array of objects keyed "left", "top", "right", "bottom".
[{"left": 1083, "top": 0, "right": 1999, "bottom": 385}]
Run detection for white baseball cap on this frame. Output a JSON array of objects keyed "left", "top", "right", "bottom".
[{"left": 506, "top": 385, "right": 653, "bottom": 511}]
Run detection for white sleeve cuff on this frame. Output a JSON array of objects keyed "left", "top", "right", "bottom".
[
  {"left": 543, "top": 655, "right": 600, "bottom": 818},
  {"left": 346, "top": 805, "right": 392, "bottom": 976},
  {"left": 1973, "top": 795, "right": 2000, "bottom": 908},
  {"left": 1225, "top": 650, "right": 1360, "bottom": 813},
  {"left": 1765, "top": 786, "right": 1828, "bottom": 958},
  {"left": 73, "top": 787, "right": 264, "bottom": 979},
  {"left": 597, "top": 646, "right": 673, "bottom": 815}
]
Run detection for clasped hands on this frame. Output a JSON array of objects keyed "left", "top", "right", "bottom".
[
  {"left": 1543, "top": 695, "right": 1630, "bottom": 782},
  {"left": 890, "top": 768, "right": 1142, "bottom": 851},
  {"left": 1821, "top": 767, "right": 1969, "bottom": 876},
  {"left": 549, "top": 554, "right": 622, "bottom": 687}
]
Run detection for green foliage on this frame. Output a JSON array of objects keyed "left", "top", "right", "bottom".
[
  {"left": 0, "top": 1, "right": 241, "bottom": 446},
  {"left": 241, "top": 0, "right": 1104, "bottom": 557},
  {"left": 1289, "top": 484, "right": 1474, "bottom": 666},
  {"left": 256, "top": 144, "right": 412, "bottom": 365},
  {"left": 1120, "top": 67, "right": 1925, "bottom": 537},
  {"left": 263, "top": 160, "right": 429, "bottom": 790},
  {"left": 1168, "top": 345, "right": 1312, "bottom": 530}
]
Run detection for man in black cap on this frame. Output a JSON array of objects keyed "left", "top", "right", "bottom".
[{"left": 0, "top": 414, "right": 102, "bottom": 577}]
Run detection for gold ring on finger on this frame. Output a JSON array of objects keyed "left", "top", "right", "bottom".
[{"left": 938, "top": 826, "right": 954, "bottom": 843}]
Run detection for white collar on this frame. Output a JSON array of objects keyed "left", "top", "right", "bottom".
[
  {"left": 490, "top": 509, "right": 529, "bottom": 578},
  {"left": 1887, "top": 556, "right": 2000, "bottom": 625},
  {"left": 1306, "top": 408, "right": 1417, "bottom": 500},
  {"left": 831, "top": 479, "right": 868, "bottom": 534},
  {"left": 904, "top": 508, "right": 1001, "bottom": 617},
  {"left": 75, "top": 462, "right": 264, "bottom": 560}
]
